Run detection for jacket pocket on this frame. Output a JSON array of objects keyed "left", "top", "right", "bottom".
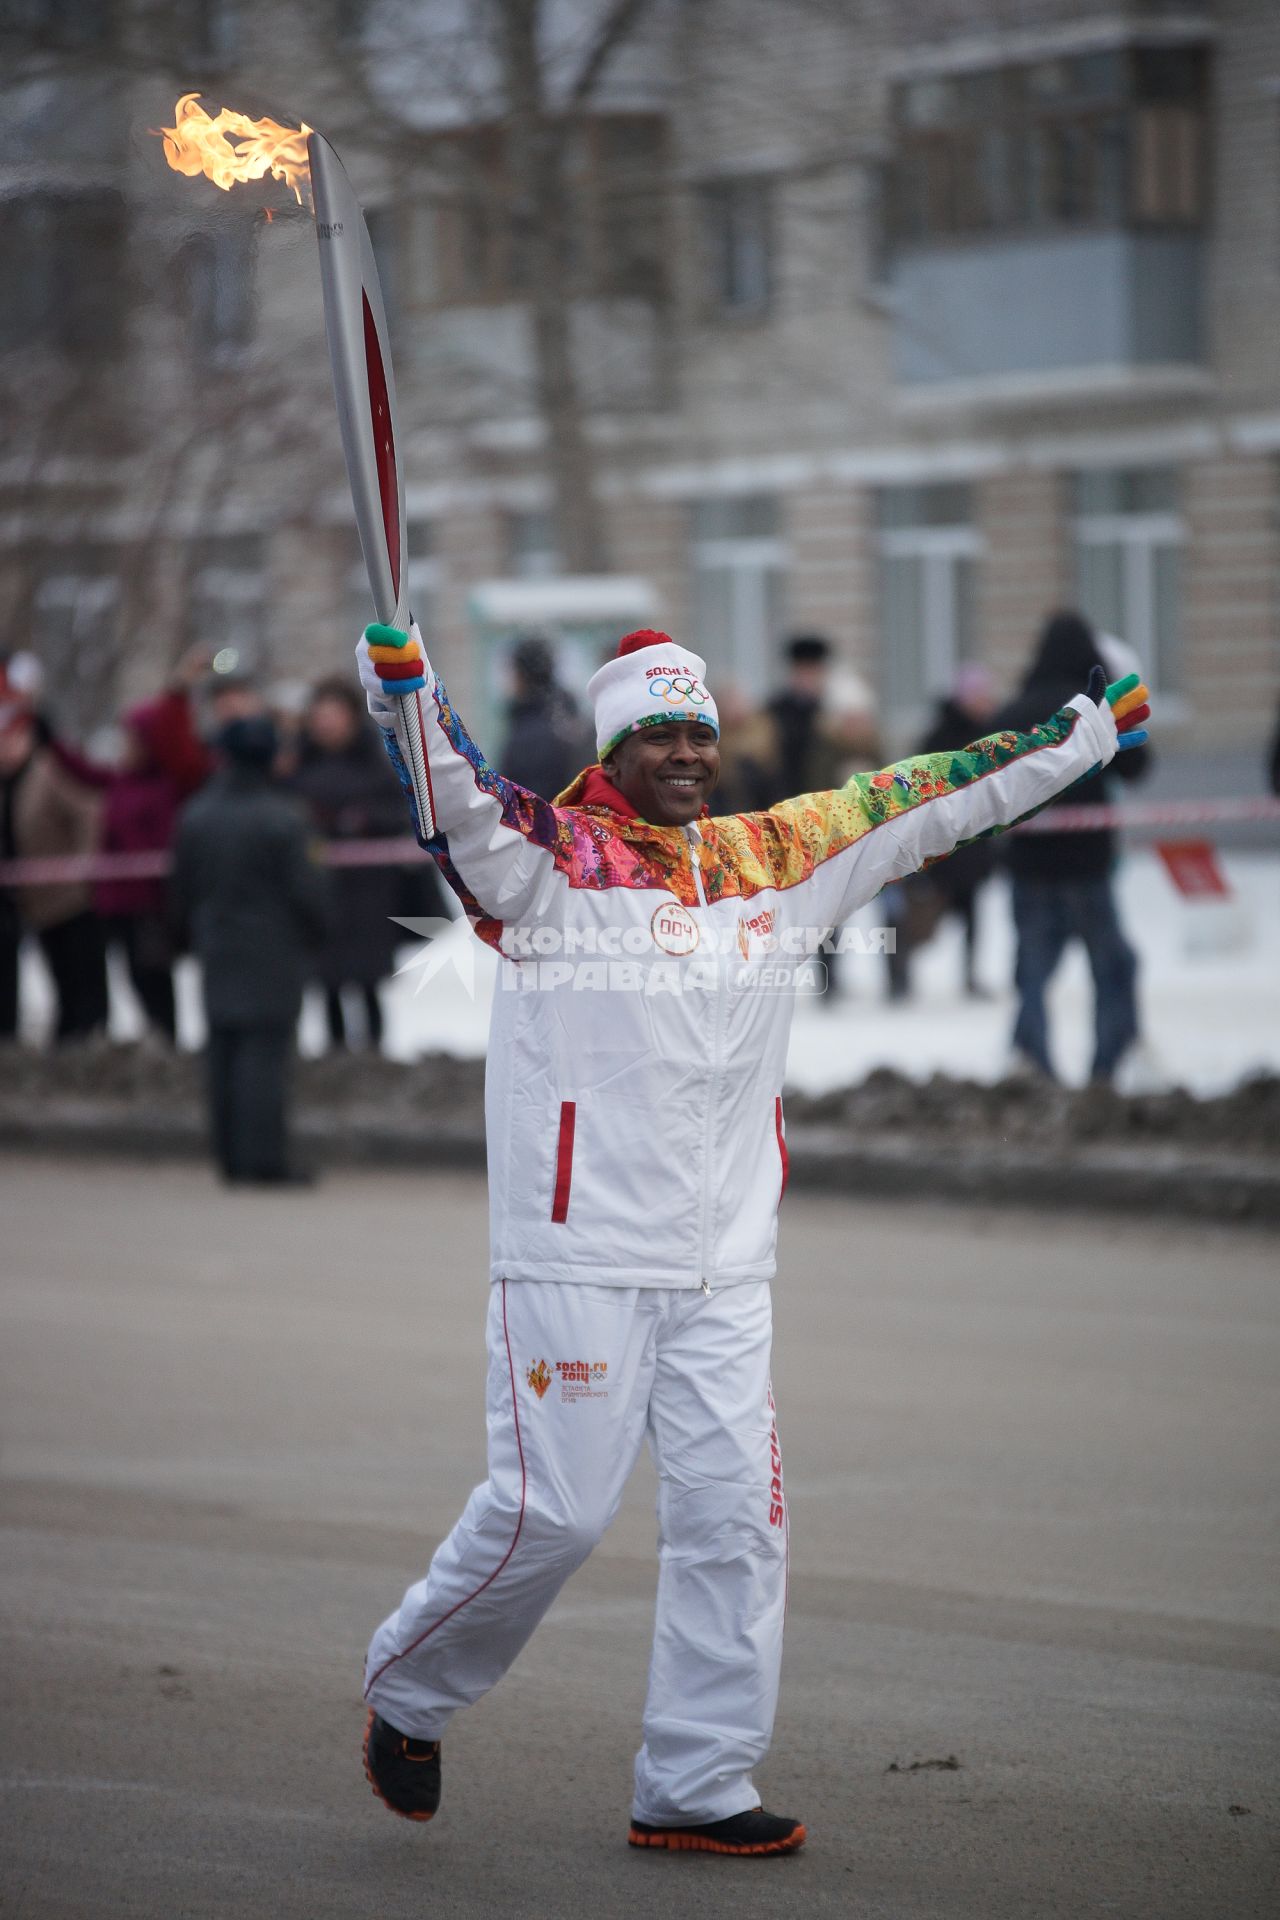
[
  {"left": 775, "top": 1095, "right": 790, "bottom": 1203},
  {"left": 551, "top": 1099, "right": 577, "bottom": 1223}
]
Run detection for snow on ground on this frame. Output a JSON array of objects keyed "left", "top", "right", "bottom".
[
  {"left": 18, "top": 851, "right": 1280, "bottom": 1097},
  {"left": 783, "top": 850, "right": 1280, "bottom": 1096}
]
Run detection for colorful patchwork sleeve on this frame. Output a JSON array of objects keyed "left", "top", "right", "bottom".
[{"left": 743, "top": 691, "right": 1118, "bottom": 925}]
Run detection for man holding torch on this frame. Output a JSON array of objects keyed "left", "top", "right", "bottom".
[
  {"left": 353, "top": 618, "right": 1150, "bottom": 1856},
  {"left": 150, "top": 96, "right": 1149, "bottom": 1854}
]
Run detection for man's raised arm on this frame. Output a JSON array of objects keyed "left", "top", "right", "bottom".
[
  {"left": 753, "top": 668, "right": 1150, "bottom": 926},
  {"left": 355, "top": 622, "right": 567, "bottom": 927}
]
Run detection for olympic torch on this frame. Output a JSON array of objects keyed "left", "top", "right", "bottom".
[
  {"left": 307, "top": 133, "right": 435, "bottom": 838},
  {"left": 155, "top": 98, "right": 434, "bottom": 834}
]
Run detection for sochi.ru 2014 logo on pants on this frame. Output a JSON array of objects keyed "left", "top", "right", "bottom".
[{"left": 526, "top": 1358, "right": 609, "bottom": 1404}]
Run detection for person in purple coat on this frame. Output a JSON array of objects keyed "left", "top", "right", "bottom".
[
  {"left": 94, "top": 691, "right": 211, "bottom": 1038},
  {"left": 70, "top": 659, "right": 213, "bottom": 1042}
]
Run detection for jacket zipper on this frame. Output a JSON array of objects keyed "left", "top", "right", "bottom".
[{"left": 688, "top": 826, "right": 721, "bottom": 1295}]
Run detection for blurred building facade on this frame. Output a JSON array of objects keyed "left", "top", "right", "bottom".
[{"left": 1, "top": 0, "right": 1277, "bottom": 759}]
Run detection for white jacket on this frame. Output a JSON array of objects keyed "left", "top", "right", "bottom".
[{"left": 375, "top": 658, "right": 1117, "bottom": 1290}]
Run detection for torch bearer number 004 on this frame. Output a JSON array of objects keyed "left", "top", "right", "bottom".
[{"left": 307, "top": 131, "right": 436, "bottom": 838}]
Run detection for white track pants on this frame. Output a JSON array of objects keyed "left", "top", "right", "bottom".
[{"left": 364, "top": 1278, "right": 788, "bottom": 1825}]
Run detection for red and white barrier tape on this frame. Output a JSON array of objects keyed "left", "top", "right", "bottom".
[
  {"left": 0, "top": 836, "right": 424, "bottom": 888},
  {"left": 1017, "top": 797, "right": 1280, "bottom": 832},
  {"left": 0, "top": 802, "right": 1276, "bottom": 888}
]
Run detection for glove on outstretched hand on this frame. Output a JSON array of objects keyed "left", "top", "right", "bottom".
[
  {"left": 356, "top": 621, "right": 427, "bottom": 727},
  {"left": 1085, "top": 665, "right": 1150, "bottom": 751}
]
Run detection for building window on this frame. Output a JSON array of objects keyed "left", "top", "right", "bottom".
[
  {"left": 343, "top": 518, "right": 438, "bottom": 644},
  {"left": 0, "top": 191, "right": 126, "bottom": 355},
  {"left": 182, "top": 222, "right": 255, "bottom": 361},
  {"left": 505, "top": 509, "right": 559, "bottom": 581},
  {"left": 699, "top": 178, "right": 772, "bottom": 316},
  {"left": 188, "top": 534, "right": 266, "bottom": 674},
  {"left": 433, "top": 129, "right": 507, "bottom": 304},
  {"left": 690, "top": 495, "right": 787, "bottom": 693},
  {"left": 889, "top": 39, "right": 1209, "bottom": 245},
  {"left": 862, "top": 158, "right": 894, "bottom": 291},
  {"left": 594, "top": 116, "right": 667, "bottom": 297},
  {"left": 876, "top": 484, "right": 980, "bottom": 720},
  {"left": 1072, "top": 468, "right": 1183, "bottom": 693},
  {"left": 428, "top": 114, "right": 667, "bottom": 308},
  {"left": 1130, "top": 47, "right": 1206, "bottom": 225}
]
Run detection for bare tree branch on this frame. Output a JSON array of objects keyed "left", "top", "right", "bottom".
[
  {"left": 490, "top": 0, "right": 613, "bottom": 571},
  {"left": 567, "top": 0, "right": 659, "bottom": 108}
]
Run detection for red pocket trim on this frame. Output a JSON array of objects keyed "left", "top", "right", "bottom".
[
  {"left": 775, "top": 1095, "right": 789, "bottom": 1202},
  {"left": 552, "top": 1100, "right": 576, "bottom": 1223}
]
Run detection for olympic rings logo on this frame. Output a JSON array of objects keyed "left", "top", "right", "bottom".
[{"left": 647, "top": 676, "right": 709, "bottom": 705}]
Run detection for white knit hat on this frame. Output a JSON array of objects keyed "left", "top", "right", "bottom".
[{"left": 588, "top": 629, "right": 719, "bottom": 760}]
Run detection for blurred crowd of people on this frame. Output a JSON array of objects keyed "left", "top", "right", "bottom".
[
  {"left": 1, "top": 648, "right": 209, "bottom": 1046},
  {"left": 0, "top": 649, "right": 447, "bottom": 1182},
  {"left": 0, "top": 650, "right": 438, "bottom": 1056}
]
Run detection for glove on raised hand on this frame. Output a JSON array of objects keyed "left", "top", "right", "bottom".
[
  {"left": 1085, "top": 665, "right": 1150, "bottom": 751},
  {"left": 356, "top": 621, "right": 427, "bottom": 728}
]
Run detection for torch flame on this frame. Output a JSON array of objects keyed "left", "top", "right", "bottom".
[{"left": 157, "top": 92, "right": 311, "bottom": 206}]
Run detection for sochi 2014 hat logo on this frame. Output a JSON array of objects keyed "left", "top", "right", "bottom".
[
  {"left": 650, "top": 899, "right": 700, "bottom": 956},
  {"left": 526, "top": 1359, "right": 553, "bottom": 1400}
]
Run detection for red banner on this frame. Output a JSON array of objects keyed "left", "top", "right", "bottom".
[{"left": 1154, "top": 840, "right": 1232, "bottom": 900}]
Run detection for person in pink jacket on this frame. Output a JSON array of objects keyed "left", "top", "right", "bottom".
[
  {"left": 44, "top": 655, "right": 214, "bottom": 1041},
  {"left": 93, "top": 682, "right": 213, "bottom": 1039},
  {"left": 352, "top": 621, "right": 1149, "bottom": 1857}
]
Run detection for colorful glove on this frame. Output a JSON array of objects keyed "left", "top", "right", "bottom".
[
  {"left": 356, "top": 621, "right": 428, "bottom": 726},
  {"left": 1085, "top": 665, "right": 1150, "bottom": 751}
]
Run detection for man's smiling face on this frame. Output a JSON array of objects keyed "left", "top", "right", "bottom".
[{"left": 605, "top": 721, "right": 720, "bottom": 825}]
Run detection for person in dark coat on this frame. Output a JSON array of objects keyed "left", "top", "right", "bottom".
[
  {"left": 291, "top": 678, "right": 406, "bottom": 1050},
  {"left": 171, "top": 716, "right": 327, "bottom": 1184},
  {"left": 498, "top": 636, "right": 589, "bottom": 801},
  {"left": 992, "top": 611, "right": 1152, "bottom": 1082},
  {"left": 758, "top": 634, "right": 846, "bottom": 805},
  {"left": 756, "top": 637, "right": 882, "bottom": 1001},
  {"left": 885, "top": 665, "right": 1000, "bottom": 999}
]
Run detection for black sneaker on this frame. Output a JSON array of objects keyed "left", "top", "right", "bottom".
[
  {"left": 362, "top": 1709, "right": 441, "bottom": 1822},
  {"left": 629, "top": 1807, "right": 806, "bottom": 1855}
]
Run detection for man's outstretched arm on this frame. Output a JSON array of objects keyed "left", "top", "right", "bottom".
[{"left": 746, "top": 668, "right": 1150, "bottom": 923}]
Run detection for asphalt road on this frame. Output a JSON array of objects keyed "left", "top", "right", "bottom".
[{"left": 1, "top": 1155, "right": 1276, "bottom": 1919}]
